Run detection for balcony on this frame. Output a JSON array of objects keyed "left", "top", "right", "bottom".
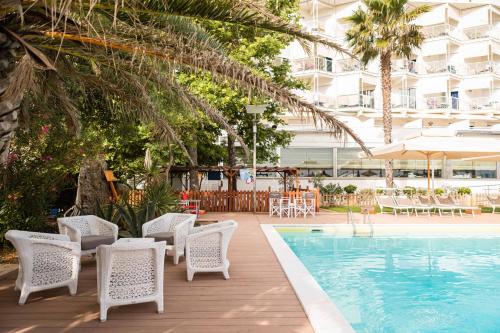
[
  {"left": 391, "top": 60, "right": 418, "bottom": 74},
  {"left": 422, "top": 60, "right": 458, "bottom": 75},
  {"left": 291, "top": 57, "right": 334, "bottom": 74},
  {"left": 336, "top": 93, "right": 374, "bottom": 109},
  {"left": 391, "top": 94, "right": 417, "bottom": 109},
  {"left": 424, "top": 96, "right": 451, "bottom": 110},
  {"left": 421, "top": 24, "right": 458, "bottom": 39},
  {"left": 335, "top": 59, "right": 362, "bottom": 73},
  {"left": 464, "top": 61, "right": 500, "bottom": 76},
  {"left": 463, "top": 25, "right": 500, "bottom": 40},
  {"left": 462, "top": 97, "right": 500, "bottom": 113}
]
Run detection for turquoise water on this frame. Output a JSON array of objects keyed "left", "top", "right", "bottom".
[{"left": 280, "top": 230, "right": 500, "bottom": 333}]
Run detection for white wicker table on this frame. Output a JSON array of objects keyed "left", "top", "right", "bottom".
[{"left": 116, "top": 238, "right": 154, "bottom": 244}]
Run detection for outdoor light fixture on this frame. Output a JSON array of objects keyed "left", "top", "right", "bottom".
[{"left": 245, "top": 104, "right": 267, "bottom": 213}]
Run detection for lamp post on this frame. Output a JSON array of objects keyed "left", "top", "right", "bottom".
[{"left": 245, "top": 104, "right": 266, "bottom": 213}]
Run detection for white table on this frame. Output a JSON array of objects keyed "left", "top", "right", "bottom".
[{"left": 116, "top": 238, "right": 154, "bottom": 244}]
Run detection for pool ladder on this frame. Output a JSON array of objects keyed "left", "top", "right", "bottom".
[{"left": 348, "top": 208, "right": 374, "bottom": 237}]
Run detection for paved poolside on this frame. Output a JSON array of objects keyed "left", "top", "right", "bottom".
[{"left": 1, "top": 211, "right": 500, "bottom": 332}]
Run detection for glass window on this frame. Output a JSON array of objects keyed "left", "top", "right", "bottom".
[
  {"left": 280, "top": 148, "right": 333, "bottom": 177},
  {"left": 337, "top": 148, "right": 443, "bottom": 178},
  {"left": 337, "top": 148, "right": 384, "bottom": 178},
  {"left": 448, "top": 160, "right": 497, "bottom": 179}
]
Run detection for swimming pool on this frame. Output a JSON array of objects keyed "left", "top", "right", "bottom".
[{"left": 277, "top": 228, "right": 500, "bottom": 333}]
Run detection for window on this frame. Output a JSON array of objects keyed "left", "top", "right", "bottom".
[
  {"left": 280, "top": 148, "right": 333, "bottom": 177},
  {"left": 337, "top": 148, "right": 443, "bottom": 178},
  {"left": 337, "top": 148, "right": 384, "bottom": 177},
  {"left": 449, "top": 160, "right": 497, "bottom": 179}
]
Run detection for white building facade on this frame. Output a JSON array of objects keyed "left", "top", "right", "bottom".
[{"left": 266, "top": 0, "right": 500, "bottom": 192}]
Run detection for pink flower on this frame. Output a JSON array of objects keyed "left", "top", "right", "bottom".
[
  {"left": 40, "top": 125, "right": 51, "bottom": 135},
  {"left": 42, "top": 155, "right": 54, "bottom": 162}
]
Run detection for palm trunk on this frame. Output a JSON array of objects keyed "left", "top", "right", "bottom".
[
  {"left": 187, "top": 135, "right": 198, "bottom": 191},
  {"left": 380, "top": 52, "right": 393, "bottom": 189},
  {"left": 0, "top": 33, "right": 24, "bottom": 165},
  {"left": 227, "top": 134, "right": 237, "bottom": 191},
  {"left": 76, "top": 157, "right": 111, "bottom": 214}
]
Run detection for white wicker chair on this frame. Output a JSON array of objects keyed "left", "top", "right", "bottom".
[
  {"left": 96, "top": 241, "right": 166, "bottom": 322},
  {"left": 185, "top": 220, "right": 238, "bottom": 281},
  {"left": 142, "top": 213, "right": 196, "bottom": 264},
  {"left": 57, "top": 215, "right": 118, "bottom": 256},
  {"left": 5, "top": 230, "right": 81, "bottom": 305}
]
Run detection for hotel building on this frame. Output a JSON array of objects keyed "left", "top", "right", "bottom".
[{"left": 270, "top": 0, "right": 500, "bottom": 192}]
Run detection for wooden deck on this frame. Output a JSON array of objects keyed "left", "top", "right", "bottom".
[
  {"left": 0, "top": 213, "right": 316, "bottom": 333},
  {"left": 1, "top": 211, "right": 500, "bottom": 333}
]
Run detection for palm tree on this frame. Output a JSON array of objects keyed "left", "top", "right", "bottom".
[
  {"left": 0, "top": 0, "right": 370, "bottom": 167},
  {"left": 345, "top": 0, "right": 429, "bottom": 188}
]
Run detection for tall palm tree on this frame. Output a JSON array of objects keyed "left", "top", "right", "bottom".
[
  {"left": 345, "top": 0, "right": 429, "bottom": 188},
  {"left": 0, "top": 0, "right": 370, "bottom": 166}
]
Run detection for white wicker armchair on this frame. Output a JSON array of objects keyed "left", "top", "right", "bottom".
[
  {"left": 142, "top": 213, "right": 196, "bottom": 264},
  {"left": 97, "top": 241, "right": 166, "bottom": 322},
  {"left": 57, "top": 215, "right": 118, "bottom": 256},
  {"left": 185, "top": 220, "right": 238, "bottom": 281},
  {"left": 5, "top": 230, "right": 81, "bottom": 305}
]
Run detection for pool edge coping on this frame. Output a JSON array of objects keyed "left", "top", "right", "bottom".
[{"left": 260, "top": 224, "right": 355, "bottom": 333}]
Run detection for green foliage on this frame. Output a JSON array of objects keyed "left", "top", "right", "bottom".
[
  {"left": 321, "top": 183, "right": 343, "bottom": 195},
  {"left": 113, "top": 181, "right": 180, "bottom": 238},
  {"left": 434, "top": 188, "right": 445, "bottom": 196},
  {"left": 456, "top": 187, "right": 472, "bottom": 195},
  {"left": 343, "top": 184, "right": 358, "bottom": 194},
  {"left": 0, "top": 114, "right": 80, "bottom": 247},
  {"left": 311, "top": 173, "right": 324, "bottom": 189},
  {"left": 403, "top": 186, "right": 417, "bottom": 197}
]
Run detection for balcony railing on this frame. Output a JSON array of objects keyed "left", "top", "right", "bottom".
[
  {"left": 463, "top": 25, "right": 500, "bottom": 40},
  {"left": 336, "top": 93, "right": 374, "bottom": 109},
  {"left": 464, "top": 61, "right": 500, "bottom": 76},
  {"left": 391, "top": 60, "right": 418, "bottom": 74},
  {"left": 391, "top": 94, "right": 417, "bottom": 109},
  {"left": 421, "top": 24, "right": 453, "bottom": 39},
  {"left": 422, "top": 60, "right": 458, "bottom": 75},
  {"left": 291, "top": 57, "right": 334, "bottom": 73},
  {"left": 424, "top": 96, "right": 451, "bottom": 110},
  {"left": 463, "top": 97, "right": 500, "bottom": 111},
  {"left": 335, "top": 59, "right": 362, "bottom": 73}
]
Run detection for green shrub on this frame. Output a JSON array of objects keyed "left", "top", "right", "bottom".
[
  {"left": 434, "top": 188, "right": 445, "bottom": 196},
  {"left": 343, "top": 184, "right": 357, "bottom": 194},
  {"left": 113, "top": 181, "right": 179, "bottom": 238},
  {"left": 321, "top": 183, "right": 343, "bottom": 195},
  {"left": 416, "top": 188, "right": 428, "bottom": 195},
  {"left": 403, "top": 186, "right": 417, "bottom": 196},
  {"left": 456, "top": 187, "right": 472, "bottom": 195}
]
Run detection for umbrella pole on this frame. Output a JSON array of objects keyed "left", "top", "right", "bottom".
[{"left": 427, "top": 155, "right": 431, "bottom": 194}]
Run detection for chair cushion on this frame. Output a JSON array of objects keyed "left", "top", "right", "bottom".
[
  {"left": 81, "top": 235, "right": 115, "bottom": 251},
  {"left": 147, "top": 232, "right": 174, "bottom": 245}
]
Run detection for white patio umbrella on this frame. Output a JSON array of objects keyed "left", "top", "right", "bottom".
[{"left": 359, "top": 134, "right": 500, "bottom": 192}]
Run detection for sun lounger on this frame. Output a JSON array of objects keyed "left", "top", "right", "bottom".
[
  {"left": 395, "top": 196, "right": 431, "bottom": 217},
  {"left": 376, "top": 195, "right": 414, "bottom": 216},
  {"left": 435, "top": 195, "right": 478, "bottom": 217},
  {"left": 486, "top": 196, "right": 500, "bottom": 214},
  {"left": 426, "top": 196, "right": 456, "bottom": 217}
]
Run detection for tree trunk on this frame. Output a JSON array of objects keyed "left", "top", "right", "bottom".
[
  {"left": 0, "top": 32, "right": 24, "bottom": 165},
  {"left": 380, "top": 52, "right": 394, "bottom": 189},
  {"left": 76, "top": 157, "right": 111, "bottom": 214},
  {"left": 187, "top": 136, "right": 198, "bottom": 191},
  {"left": 227, "top": 134, "right": 237, "bottom": 191}
]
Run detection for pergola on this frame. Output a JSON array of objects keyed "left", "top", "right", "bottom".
[{"left": 169, "top": 166, "right": 300, "bottom": 192}]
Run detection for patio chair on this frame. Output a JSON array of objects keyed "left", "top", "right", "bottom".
[
  {"left": 486, "top": 196, "right": 500, "bottom": 213},
  {"left": 394, "top": 196, "right": 431, "bottom": 217},
  {"left": 5, "top": 230, "right": 81, "bottom": 305},
  {"left": 97, "top": 240, "right": 166, "bottom": 322},
  {"left": 303, "top": 192, "right": 316, "bottom": 218},
  {"left": 185, "top": 220, "right": 237, "bottom": 281},
  {"left": 269, "top": 192, "right": 282, "bottom": 217},
  {"left": 142, "top": 213, "right": 196, "bottom": 264},
  {"left": 57, "top": 215, "right": 118, "bottom": 257},
  {"left": 279, "top": 197, "right": 294, "bottom": 218},
  {"left": 375, "top": 195, "right": 413, "bottom": 216},
  {"left": 437, "top": 195, "right": 478, "bottom": 217}
]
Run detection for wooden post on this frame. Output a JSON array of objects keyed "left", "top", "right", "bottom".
[{"left": 427, "top": 154, "right": 431, "bottom": 194}]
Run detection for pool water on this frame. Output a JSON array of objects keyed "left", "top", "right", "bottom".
[{"left": 280, "top": 231, "right": 500, "bottom": 333}]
